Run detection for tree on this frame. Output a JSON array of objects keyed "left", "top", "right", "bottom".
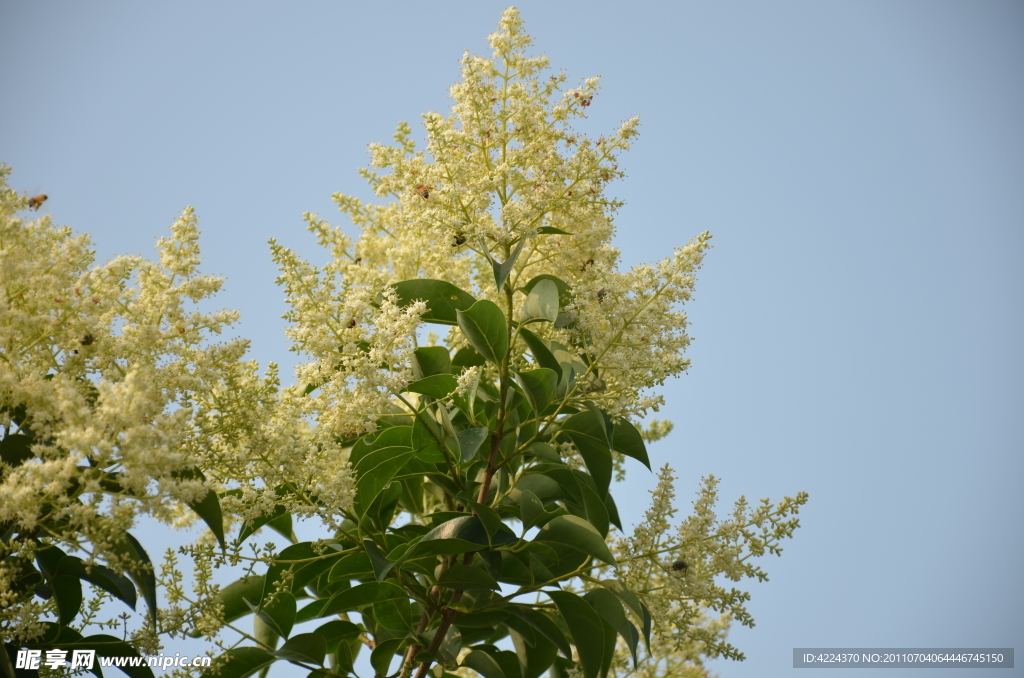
[{"left": 1, "top": 8, "right": 807, "bottom": 678}]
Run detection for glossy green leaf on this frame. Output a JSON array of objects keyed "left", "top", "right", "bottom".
[
  {"left": 354, "top": 446, "right": 416, "bottom": 508},
  {"left": 328, "top": 552, "right": 373, "bottom": 582},
  {"left": 518, "top": 489, "right": 546, "bottom": 531},
  {"left": 536, "top": 515, "right": 615, "bottom": 566},
  {"left": 462, "top": 650, "right": 506, "bottom": 678},
  {"left": 595, "top": 580, "right": 651, "bottom": 651},
  {"left": 201, "top": 647, "right": 275, "bottom": 678},
  {"left": 456, "top": 427, "right": 489, "bottom": 463},
  {"left": 361, "top": 539, "right": 395, "bottom": 582},
  {"left": 373, "top": 596, "right": 412, "bottom": 631},
  {"left": 52, "top": 574, "right": 83, "bottom": 625},
  {"left": 369, "top": 638, "right": 404, "bottom": 677},
  {"left": 312, "top": 620, "right": 361, "bottom": 654},
  {"left": 511, "top": 628, "right": 557, "bottom": 678},
  {"left": 457, "top": 300, "right": 508, "bottom": 364},
  {"left": 559, "top": 412, "right": 613, "bottom": 496},
  {"left": 463, "top": 500, "right": 511, "bottom": 543},
  {"left": 220, "top": 575, "right": 266, "bottom": 622},
  {"left": 522, "top": 274, "right": 573, "bottom": 309},
  {"left": 321, "top": 582, "right": 407, "bottom": 617},
  {"left": 536, "top": 226, "right": 571, "bottom": 235},
  {"left": 254, "top": 613, "right": 279, "bottom": 652},
  {"left": 574, "top": 475, "right": 610, "bottom": 538},
  {"left": 520, "top": 279, "right": 559, "bottom": 324},
  {"left": 262, "top": 542, "right": 334, "bottom": 598},
  {"left": 489, "top": 236, "right": 527, "bottom": 292},
  {"left": 172, "top": 468, "right": 226, "bottom": 549},
  {"left": 436, "top": 625, "right": 463, "bottom": 668},
  {"left": 273, "top": 633, "right": 326, "bottom": 666},
  {"left": 526, "top": 442, "right": 561, "bottom": 463},
  {"left": 517, "top": 368, "right": 558, "bottom": 416},
  {"left": 507, "top": 606, "right": 573, "bottom": 659},
  {"left": 546, "top": 591, "right": 606, "bottom": 678},
  {"left": 438, "top": 564, "right": 500, "bottom": 590},
  {"left": 517, "top": 328, "right": 562, "bottom": 378},
  {"left": 391, "top": 279, "right": 476, "bottom": 325},
  {"left": 249, "top": 591, "right": 295, "bottom": 639},
  {"left": 233, "top": 489, "right": 294, "bottom": 545},
  {"left": 407, "top": 374, "right": 458, "bottom": 399},
  {"left": 413, "top": 345, "right": 452, "bottom": 377},
  {"left": 108, "top": 532, "right": 157, "bottom": 625},
  {"left": 611, "top": 420, "right": 651, "bottom": 470},
  {"left": 584, "top": 589, "right": 638, "bottom": 668},
  {"left": 452, "top": 346, "right": 486, "bottom": 369}
]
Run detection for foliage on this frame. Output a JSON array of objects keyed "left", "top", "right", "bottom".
[
  {"left": 0, "top": 8, "right": 808, "bottom": 678},
  {"left": 0, "top": 167, "right": 302, "bottom": 674}
]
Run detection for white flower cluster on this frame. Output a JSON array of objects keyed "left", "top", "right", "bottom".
[
  {"left": 609, "top": 466, "right": 809, "bottom": 670},
  {"left": 0, "top": 167, "right": 314, "bottom": 641},
  {"left": 302, "top": 7, "right": 708, "bottom": 424}
]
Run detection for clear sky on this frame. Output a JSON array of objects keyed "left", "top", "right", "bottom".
[{"left": 2, "top": 2, "right": 1022, "bottom": 676}]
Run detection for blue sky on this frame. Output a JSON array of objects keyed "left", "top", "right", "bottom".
[{"left": 2, "top": 2, "right": 1022, "bottom": 676}]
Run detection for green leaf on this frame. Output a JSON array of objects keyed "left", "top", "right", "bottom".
[
  {"left": 369, "top": 638, "right": 404, "bottom": 677},
  {"left": 536, "top": 515, "right": 615, "bottom": 566},
  {"left": 354, "top": 447, "right": 416, "bottom": 509},
  {"left": 452, "top": 346, "right": 486, "bottom": 369},
  {"left": 373, "top": 596, "right": 412, "bottom": 631},
  {"left": 520, "top": 279, "right": 559, "bottom": 324},
  {"left": 262, "top": 542, "right": 334, "bottom": 598},
  {"left": 438, "top": 564, "right": 500, "bottom": 591},
  {"left": 436, "top": 625, "right": 463, "bottom": 668},
  {"left": 536, "top": 226, "right": 571, "bottom": 235},
  {"left": 0, "top": 434, "right": 33, "bottom": 467},
  {"left": 391, "top": 279, "right": 476, "bottom": 325},
  {"left": 52, "top": 574, "right": 83, "bottom": 625},
  {"left": 171, "top": 467, "right": 226, "bottom": 548},
  {"left": 413, "top": 345, "right": 452, "bottom": 377},
  {"left": 311, "top": 620, "right": 361, "bottom": 654},
  {"left": 457, "top": 300, "right": 508, "bottom": 364},
  {"left": 611, "top": 420, "right": 651, "bottom": 470},
  {"left": 522, "top": 275, "right": 573, "bottom": 309},
  {"left": 456, "top": 427, "right": 489, "bottom": 463},
  {"left": 249, "top": 591, "right": 295, "bottom": 639},
  {"left": 234, "top": 497, "right": 293, "bottom": 545},
  {"left": 273, "top": 633, "right": 326, "bottom": 666},
  {"left": 220, "top": 575, "right": 266, "bottom": 622},
  {"left": 462, "top": 500, "right": 510, "bottom": 543},
  {"left": 574, "top": 474, "right": 610, "bottom": 538},
  {"left": 518, "top": 489, "right": 547, "bottom": 531},
  {"left": 595, "top": 580, "right": 651, "bottom": 651},
  {"left": 546, "top": 592, "right": 606, "bottom": 678},
  {"left": 511, "top": 629, "right": 557, "bottom": 678},
  {"left": 108, "top": 532, "right": 157, "bottom": 625},
  {"left": 559, "top": 412, "right": 613, "bottom": 496},
  {"left": 518, "top": 327, "right": 562, "bottom": 378},
  {"left": 407, "top": 374, "right": 459, "bottom": 399},
  {"left": 362, "top": 539, "right": 395, "bottom": 582},
  {"left": 1, "top": 642, "right": 19, "bottom": 678},
  {"left": 202, "top": 647, "right": 275, "bottom": 678},
  {"left": 516, "top": 369, "right": 558, "bottom": 416},
  {"left": 584, "top": 589, "right": 638, "bottom": 668},
  {"left": 328, "top": 553, "right": 373, "bottom": 582},
  {"left": 462, "top": 650, "right": 506, "bottom": 678},
  {"left": 321, "top": 582, "right": 407, "bottom": 617},
  {"left": 526, "top": 442, "right": 561, "bottom": 463},
  {"left": 489, "top": 236, "right": 527, "bottom": 292}
]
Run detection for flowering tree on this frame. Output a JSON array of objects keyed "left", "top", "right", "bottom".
[
  {"left": 1, "top": 8, "right": 807, "bottom": 678},
  {"left": 0, "top": 166, "right": 309, "bottom": 673}
]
